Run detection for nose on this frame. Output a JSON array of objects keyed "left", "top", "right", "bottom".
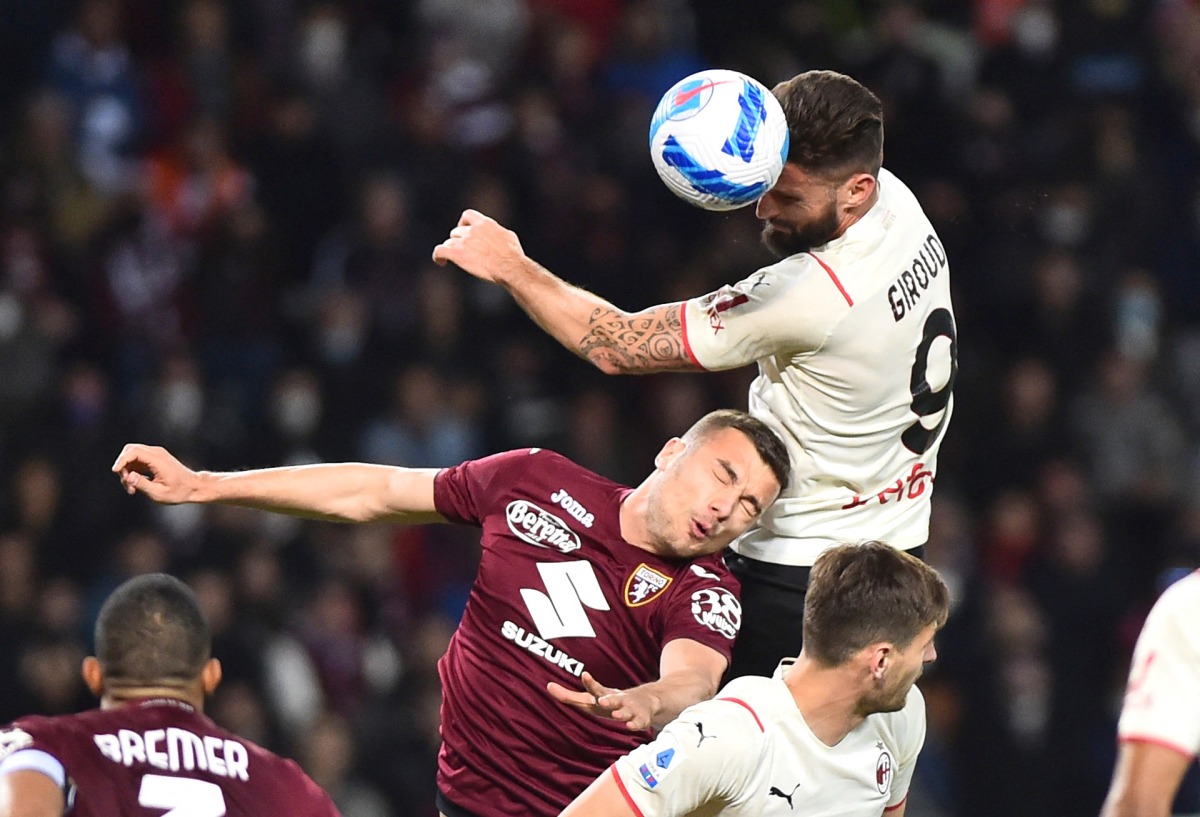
[
  {"left": 924, "top": 642, "right": 938, "bottom": 663},
  {"left": 708, "top": 489, "right": 737, "bottom": 521},
  {"left": 755, "top": 193, "right": 777, "bottom": 220}
]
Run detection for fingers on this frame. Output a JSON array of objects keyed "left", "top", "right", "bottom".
[
  {"left": 581, "top": 672, "right": 618, "bottom": 699},
  {"left": 547, "top": 680, "right": 622, "bottom": 710},
  {"left": 459, "top": 208, "right": 486, "bottom": 226},
  {"left": 119, "top": 471, "right": 141, "bottom": 495},
  {"left": 112, "top": 444, "right": 152, "bottom": 495},
  {"left": 546, "top": 680, "right": 649, "bottom": 729},
  {"left": 547, "top": 679, "right": 618, "bottom": 709},
  {"left": 111, "top": 443, "right": 150, "bottom": 473},
  {"left": 111, "top": 443, "right": 186, "bottom": 503},
  {"left": 597, "top": 696, "right": 650, "bottom": 730},
  {"left": 546, "top": 681, "right": 593, "bottom": 707},
  {"left": 431, "top": 221, "right": 472, "bottom": 266}
]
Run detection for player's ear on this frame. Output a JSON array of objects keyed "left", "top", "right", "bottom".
[
  {"left": 867, "top": 642, "right": 892, "bottom": 680},
  {"left": 200, "top": 658, "right": 223, "bottom": 696},
  {"left": 82, "top": 656, "right": 104, "bottom": 697},
  {"left": 842, "top": 172, "right": 876, "bottom": 209},
  {"left": 653, "top": 437, "right": 686, "bottom": 471}
]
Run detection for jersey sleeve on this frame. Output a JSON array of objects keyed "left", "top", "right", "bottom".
[
  {"left": 433, "top": 449, "right": 541, "bottom": 526},
  {"left": 680, "top": 258, "right": 848, "bottom": 371},
  {"left": 0, "top": 719, "right": 71, "bottom": 801},
  {"left": 281, "top": 758, "right": 342, "bottom": 817},
  {"left": 1117, "top": 574, "right": 1200, "bottom": 756},
  {"left": 887, "top": 686, "right": 927, "bottom": 810},
  {"left": 0, "top": 723, "right": 38, "bottom": 763},
  {"left": 656, "top": 564, "right": 742, "bottom": 662},
  {"left": 610, "top": 698, "right": 763, "bottom": 816}
]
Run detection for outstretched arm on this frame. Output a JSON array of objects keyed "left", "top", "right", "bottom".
[
  {"left": 112, "top": 444, "right": 444, "bottom": 525},
  {"left": 432, "top": 209, "right": 701, "bottom": 375},
  {"left": 546, "top": 638, "right": 726, "bottom": 732},
  {"left": 558, "top": 769, "right": 639, "bottom": 817},
  {"left": 1100, "top": 740, "right": 1192, "bottom": 817},
  {"left": 0, "top": 769, "right": 66, "bottom": 817}
]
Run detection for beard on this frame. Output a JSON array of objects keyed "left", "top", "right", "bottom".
[
  {"left": 861, "top": 667, "right": 922, "bottom": 715},
  {"left": 869, "top": 686, "right": 911, "bottom": 714},
  {"left": 760, "top": 201, "right": 842, "bottom": 258}
]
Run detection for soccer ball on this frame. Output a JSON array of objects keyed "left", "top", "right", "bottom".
[{"left": 649, "top": 69, "right": 790, "bottom": 212}]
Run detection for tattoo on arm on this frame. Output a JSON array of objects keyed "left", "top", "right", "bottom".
[{"left": 578, "top": 306, "right": 693, "bottom": 373}]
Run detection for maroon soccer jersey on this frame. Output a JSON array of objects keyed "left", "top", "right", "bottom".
[
  {"left": 433, "top": 448, "right": 742, "bottom": 817},
  {"left": 0, "top": 699, "right": 339, "bottom": 817}
]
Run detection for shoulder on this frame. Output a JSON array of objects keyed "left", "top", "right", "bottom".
[
  {"left": 681, "top": 258, "right": 844, "bottom": 363},
  {"left": 876, "top": 168, "right": 932, "bottom": 227},
  {"left": 708, "top": 676, "right": 790, "bottom": 734},
  {"left": 666, "top": 686, "right": 776, "bottom": 756},
  {"left": 0, "top": 719, "right": 47, "bottom": 762},
  {"left": 685, "top": 255, "right": 833, "bottom": 315},
  {"left": 1133, "top": 571, "right": 1200, "bottom": 662},
  {"left": 0, "top": 713, "right": 81, "bottom": 756},
  {"left": 1152, "top": 570, "right": 1200, "bottom": 617},
  {"left": 435, "top": 448, "right": 580, "bottom": 503},
  {"left": 669, "top": 578, "right": 742, "bottom": 643},
  {"left": 1135, "top": 571, "right": 1200, "bottom": 647},
  {"left": 719, "top": 674, "right": 788, "bottom": 701},
  {"left": 448, "top": 448, "right": 612, "bottom": 486},
  {"left": 215, "top": 728, "right": 335, "bottom": 807},
  {"left": 669, "top": 557, "right": 739, "bottom": 594},
  {"left": 873, "top": 685, "right": 927, "bottom": 749},
  {"left": 0, "top": 713, "right": 89, "bottom": 780},
  {"left": 449, "top": 447, "right": 571, "bottom": 476}
]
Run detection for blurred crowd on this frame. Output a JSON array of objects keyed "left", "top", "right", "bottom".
[{"left": 0, "top": 0, "right": 1198, "bottom": 815}]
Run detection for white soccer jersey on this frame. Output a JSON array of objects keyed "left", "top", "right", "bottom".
[
  {"left": 1117, "top": 570, "right": 1200, "bottom": 758},
  {"left": 681, "top": 168, "right": 956, "bottom": 566},
  {"left": 610, "top": 673, "right": 925, "bottom": 816}
]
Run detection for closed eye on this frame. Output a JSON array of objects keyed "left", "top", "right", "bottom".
[{"left": 716, "top": 459, "right": 763, "bottom": 515}]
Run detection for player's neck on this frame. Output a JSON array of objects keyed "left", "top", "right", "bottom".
[
  {"left": 784, "top": 656, "right": 867, "bottom": 746},
  {"left": 101, "top": 686, "right": 204, "bottom": 712},
  {"left": 616, "top": 488, "right": 657, "bottom": 555},
  {"left": 834, "top": 187, "right": 880, "bottom": 241}
]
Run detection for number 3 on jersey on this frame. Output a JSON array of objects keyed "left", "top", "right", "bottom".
[
  {"left": 139, "top": 774, "right": 226, "bottom": 816},
  {"left": 902, "top": 308, "right": 957, "bottom": 455},
  {"left": 521, "top": 561, "right": 611, "bottom": 639}
]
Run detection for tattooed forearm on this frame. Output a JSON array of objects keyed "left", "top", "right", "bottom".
[{"left": 577, "top": 306, "right": 696, "bottom": 374}]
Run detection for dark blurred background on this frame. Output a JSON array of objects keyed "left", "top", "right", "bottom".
[{"left": 0, "top": 1, "right": 1197, "bottom": 815}]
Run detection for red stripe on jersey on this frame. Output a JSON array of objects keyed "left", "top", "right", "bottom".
[
  {"left": 717, "top": 697, "right": 765, "bottom": 732},
  {"left": 1118, "top": 735, "right": 1197, "bottom": 760},
  {"left": 679, "top": 302, "right": 707, "bottom": 369},
  {"left": 611, "top": 765, "right": 647, "bottom": 817},
  {"left": 807, "top": 252, "right": 853, "bottom": 306},
  {"left": 885, "top": 795, "right": 908, "bottom": 812}
]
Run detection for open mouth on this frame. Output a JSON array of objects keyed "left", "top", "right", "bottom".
[{"left": 690, "top": 518, "right": 710, "bottom": 539}]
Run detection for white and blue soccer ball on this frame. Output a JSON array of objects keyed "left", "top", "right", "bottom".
[{"left": 649, "top": 69, "right": 790, "bottom": 212}]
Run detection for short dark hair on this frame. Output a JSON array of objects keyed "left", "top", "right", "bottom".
[
  {"left": 682, "top": 409, "right": 791, "bottom": 494},
  {"left": 773, "top": 70, "right": 884, "bottom": 179},
  {"left": 95, "top": 573, "right": 211, "bottom": 685},
  {"left": 803, "top": 541, "right": 949, "bottom": 665}
]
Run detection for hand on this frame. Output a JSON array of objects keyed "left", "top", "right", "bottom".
[
  {"left": 111, "top": 444, "right": 202, "bottom": 504},
  {"left": 431, "top": 209, "right": 527, "bottom": 284},
  {"left": 547, "top": 672, "right": 659, "bottom": 732}
]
